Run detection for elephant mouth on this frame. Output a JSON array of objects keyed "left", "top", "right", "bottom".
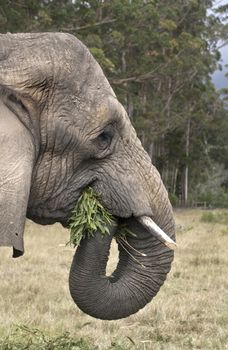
[{"left": 27, "top": 187, "right": 176, "bottom": 250}]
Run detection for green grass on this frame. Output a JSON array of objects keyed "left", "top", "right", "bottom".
[
  {"left": 201, "top": 209, "right": 228, "bottom": 225},
  {"left": 0, "top": 326, "right": 134, "bottom": 350},
  {"left": 0, "top": 209, "right": 228, "bottom": 350},
  {"left": 0, "top": 325, "right": 93, "bottom": 350}
]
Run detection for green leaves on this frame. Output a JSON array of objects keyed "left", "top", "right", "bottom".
[
  {"left": 89, "top": 48, "right": 115, "bottom": 72},
  {"left": 68, "top": 187, "right": 115, "bottom": 247}
]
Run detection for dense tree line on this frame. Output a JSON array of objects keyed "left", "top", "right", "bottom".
[{"left": 0, "top": 0, "right": 228, "bottom": 206}]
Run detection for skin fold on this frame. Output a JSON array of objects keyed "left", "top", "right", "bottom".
[{"left": 0, "top": 33, "right": 175, "bottom": 320}]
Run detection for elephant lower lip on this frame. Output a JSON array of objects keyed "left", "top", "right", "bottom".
[
  {"left": 27, "top": 204, "right": 72, "bottom": 226},
  {"left": 13, "top": 247, "right": 24, "bottom": 258},
  {"left": 27, "top": 215, "right": 57, "bottom": 226},
  {"left": 60, "top": 220, "right": 69, "bottom": 228}
]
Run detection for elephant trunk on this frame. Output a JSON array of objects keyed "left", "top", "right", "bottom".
[{"left": 69, "top": 173, "right": 175, "bottom": 319}]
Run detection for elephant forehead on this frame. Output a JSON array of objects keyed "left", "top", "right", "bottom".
[{"left": 72, "top": 95, "right": 124, "bottom": 128}]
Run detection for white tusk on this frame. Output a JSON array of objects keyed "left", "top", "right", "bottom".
[{"left": 137, "top": 216, "right": 177, "bottom": 250}]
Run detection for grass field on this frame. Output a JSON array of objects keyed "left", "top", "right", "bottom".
[{"left": 0, "top": 209, "right": 227, "bottom": 349}]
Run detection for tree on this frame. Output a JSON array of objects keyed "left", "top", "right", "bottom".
[{"left": 1, "top": 0, "right": 227, "bottom": 206}]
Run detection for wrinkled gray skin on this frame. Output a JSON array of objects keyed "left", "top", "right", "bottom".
[{"left": 0, "top": 33, "right": 175, "bottom": 320}]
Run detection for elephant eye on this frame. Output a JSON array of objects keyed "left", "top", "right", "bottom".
[{"left": 96, "top": 124, "right": 114, "bottom": 150}]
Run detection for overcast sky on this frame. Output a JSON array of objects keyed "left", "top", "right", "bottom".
[
  {"left": 212, "top": 45, "right": 228, "bottom": 89},
  {"left": 211, "top": 0, "right": 228, "bottom": 90}
]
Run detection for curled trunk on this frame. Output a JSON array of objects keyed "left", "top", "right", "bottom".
[{"left": 69, "top": 207, "right": 175, "bottom": 320}]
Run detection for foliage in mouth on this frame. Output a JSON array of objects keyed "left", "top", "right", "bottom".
[{"left": 67, "top": 187, "right": 137, "bottom": 248}]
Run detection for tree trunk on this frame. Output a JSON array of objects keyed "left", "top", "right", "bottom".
[
  {"left": 173, "top": 165, "right": 178, "bottom": 195},
  {"left": 182, "top": 119, "right": 190, "bottom": 206}
]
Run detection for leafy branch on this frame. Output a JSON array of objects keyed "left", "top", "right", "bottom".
[{"left": 67, "top": 187, "right": 115, "bottom": 247}]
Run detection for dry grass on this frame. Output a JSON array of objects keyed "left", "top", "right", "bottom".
[{"left": 0, "top": 209, "right": 228, "bottom": 349}]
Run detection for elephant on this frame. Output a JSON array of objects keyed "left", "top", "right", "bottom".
[{"left": 0, "top": 32, "right": 175, "bottom": 320}]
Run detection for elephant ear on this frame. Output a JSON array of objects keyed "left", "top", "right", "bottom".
[
  {"left": 0, "top": 98, "right": 35, "bottom": 257},
  {"left": 0, "top": 34, "right": 40, "bottom": 257},
  {"left": 0, "top": 33, "right": 55, "bottom": 101}
]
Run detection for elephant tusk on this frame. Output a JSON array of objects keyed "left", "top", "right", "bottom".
[{"left": 137, "top": 216, "right": 177, "bottom": 250}]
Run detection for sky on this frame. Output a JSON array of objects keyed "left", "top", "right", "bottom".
[
  {"left": 211, "top": 0, "right": 228, "bottom": 90},
  {"left": 212, "top": 45, "right": 228, "bottom": 89}
]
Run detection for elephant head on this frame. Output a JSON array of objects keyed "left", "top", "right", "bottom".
[{"left": 0, "top": 33, "right": 175, "bottom": 320}]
